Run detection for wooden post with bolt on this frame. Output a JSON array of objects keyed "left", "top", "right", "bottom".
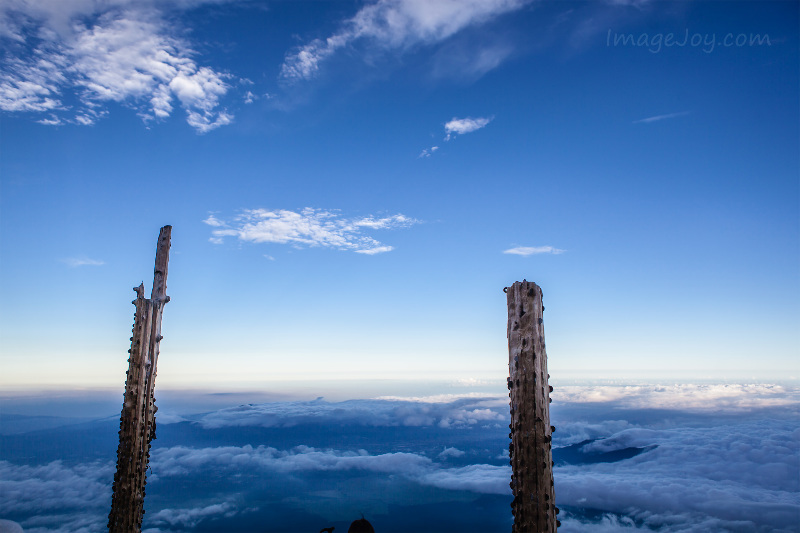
[
  {"left": 108, "top": 226, "right": 172, "bottom": 533},
  {"left": 505, "top": 280, "right": 559, "bottom": 532}
]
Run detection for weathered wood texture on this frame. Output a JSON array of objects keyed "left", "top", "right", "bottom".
[
  {"left": 506, "top": 280, "right": 558, "bottom": 532},
  {"left": 108, "top": 226, "right": 171, "bottom": 533}
]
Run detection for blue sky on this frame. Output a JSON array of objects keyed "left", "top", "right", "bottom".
[{"left": 0, "top": 0, "right": 798, "bottom": 391}]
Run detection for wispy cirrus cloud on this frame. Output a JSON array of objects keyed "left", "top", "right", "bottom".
[
  {"left": 204, "top": 208, "right": 418, "bottom": 254},
  {"left": 0, "top": 1, "right": 235, "bottom": 132},
  {"left": 503, "top": 246, "right": 565, "bottom": 256},
  {"left": 61, "top": 257, "right": 105, "bottom": 267},
  {"left": 632, "top": 111, "right": 689, "bottom": 124},
  {"left": 430, "top": 40, "right": 514, "bottom": 82},
  {"left": 280, "top": 0, "right": 529, "bottom": 82}
]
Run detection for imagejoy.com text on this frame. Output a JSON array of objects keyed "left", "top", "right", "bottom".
[{"left": 607, "top": 29, "right": 771, "bottom": 53}]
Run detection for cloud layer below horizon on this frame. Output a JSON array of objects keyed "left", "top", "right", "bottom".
[{"left": 1, "top": 383, "right": 797, "bottom": 532}]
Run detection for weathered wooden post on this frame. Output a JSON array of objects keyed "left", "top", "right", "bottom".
[
  {"left": 108, "top": 226, "right": 171, "bottom": 532},
  {"left": 506, "top": 280, "right": 559, "bottom": 532}
]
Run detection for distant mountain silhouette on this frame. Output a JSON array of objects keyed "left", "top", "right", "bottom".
[
  {"left": 348, "top": 517, "right": 375, "bottom": 533},
  {"left": 553, "top": 439, "right": 657, "bottom": 465}
]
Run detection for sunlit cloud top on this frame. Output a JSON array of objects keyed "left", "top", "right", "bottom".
[{"left": 553, "top": 383, "right": 800, "bottom": 411}]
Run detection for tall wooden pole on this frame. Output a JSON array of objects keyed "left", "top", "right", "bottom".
[
  {"left": 109, "top": 226, "right": 171, "bottom": 532},
  {"left": 506, "top": 280, "right": 559, "bottom": 532}
]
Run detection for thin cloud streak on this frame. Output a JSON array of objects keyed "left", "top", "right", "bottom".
[
  {"left": 632, "top": 111, "right": 689, "bottom": 124},
  {"left": 61, "top": 257, "right": 105, "bottom": 267},
  {"left": 503, "top": 246, "right": 565, "bottom": 256}
]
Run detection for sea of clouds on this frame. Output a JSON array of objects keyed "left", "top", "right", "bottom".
[{"left": 1, "top": 383, "right": 797, "bottom": 532}]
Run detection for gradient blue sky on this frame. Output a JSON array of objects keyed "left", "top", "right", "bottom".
[{"left": 0, "top": 0, "right": 797, "bottom": 391}]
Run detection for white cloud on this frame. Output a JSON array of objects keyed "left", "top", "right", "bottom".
[
  {"left": 0, "top": 460, "right": 111, "bottom": 516},
  {"left": 418, "top": 463, "right": 509, "bottom": 494},
  {"left": 153, "top": 444, "right": 435, "bottom": 478},
  {"left": 555, "top": 418, "right": 800, "bottom": 531},
  {"left": 419, "top": 115, "right": 492, "bottom": 156},
  {"left": 270, "top": 395, "right": 489, "bottom": 439},
  {"left": 0, "top": 521, "right": 23, "bottom": 533},
  {"left": 444, "top": 116, "right": 492, "bottom": 140},
  {"left": 153, "top": 410, "right": 187, "bottom": 425},
  {"left": 280, "top": 0, "right": 529, "bottom": 82},
  {"left": 553, "top": 383, "right": 800, "bottom": 411},
  {"left": 503, "top": 245, "right": 565, "bottom": 256},
  {"left": 454, "top": 378, "right": 494, "bottom": 387},
  {"left": 437, "top": 446, "right": 465, "bottom": 459},
  {"left": 352, "top": 214, "right": 413, "bottom": 229},
  {"left": 203, "top": 214, "right": 225, "bottom": 227},
  {"left": 36, "top": 115, "right": 63, "bottom": 125},
  {"left": 149, "top": 443, "right": 513, "bottom": 502},
  {"left": 150, "top": 501, "right": 239, "bottom": 529},
  {"left": 632, "top": 111, "right": 690, "bottom": 124},
  {"left": 0, "top": 3, "right": 233, "bottom": 132},
  {"left": 418, "top": 145, "right": 438, "bottom": 158},
  {"left": 61, "top": 257, "right": 105, "bottom": 267},
  {"left": 196, "top": 396, "right": 507, "bottom": 431},
  {"left": 354, "top": 245, "right": 394, "bottom": 255},
  {"left": 557, "top": 514, "right": 651, "bottom": 532},
  {"left": 376, "top": 392, "right": 506, "bottom": 403},
  {"left": 4, "top": 385, "right": 798, "bottom": 532},
  {"left": 206, "top": 208, "right": 418, "bottom": 254},
  {"left": 0, "top": 52, "right": 65, "bottom": 113}
]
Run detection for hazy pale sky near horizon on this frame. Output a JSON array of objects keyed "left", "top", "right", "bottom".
[{"left": 0, "top": 0, "right": 797, "bottom": 391}]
